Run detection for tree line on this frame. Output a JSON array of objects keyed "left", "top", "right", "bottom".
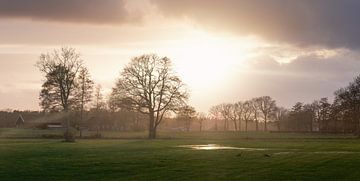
[
  {"left": 207, "top": 79, "right": 360, "bottom": 135},
  {"left": 2, "top": 47, "right": 360, "bottom": 140}
]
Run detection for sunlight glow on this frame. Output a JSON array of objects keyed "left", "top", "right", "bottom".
[{"left": 167, "top": 30, "right": 263, "bottom": 90}]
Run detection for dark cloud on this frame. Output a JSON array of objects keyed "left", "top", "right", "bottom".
[
  {"left": 230, "top": 52, "right": 360, "bottom": 107},
  {"left": 152, "top": 0, "right": 360, "bottom": 49},
  {"left": 0, "top": 0, "right": 135, "bottom": 24}
]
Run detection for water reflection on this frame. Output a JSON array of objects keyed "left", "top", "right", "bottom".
[{"left": 178, "top": 144, "right": 268, "bottom": 151}]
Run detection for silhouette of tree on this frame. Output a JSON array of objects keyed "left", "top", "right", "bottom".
[
  {"left": 209, "top": 105, "right": 222, "bottom": 131},
  {"left": 197, "top": 112, "right": 207, "bottom": 132},
  {"left": 91, "top": 84, "right": 106, "bottom": 136},
  {"left": 177, "top": 105, "right": 196, "bottom": 132},
  {"left": 334, "top": 76, "right": 360, "bottom": 134},
  {"left": 75, "top": 67, "right": 94, "bottom": 136},
  {"left": 233, "top": 101, "right": 244, "bottom": 132},
  {"left": 257, "top": 96, "right": 277, "bottom": 131},
  {"left": 273, "top": 107, "right": 288, "bottom": 131},
  {"left": 111, "top": 54, "right": 188, "bottom": 139},
  {"left": 36, "top": 47, "right": 83, "bottom": 141},
  {"left": 250, "top": 98, "right": 262, "bottom": 131},
  {"left": 318, "top": 98, "right": 331, "bottom": 132},
  {"left": 242, "top": 101, "right": 253, "bottom": 132},
  {"left": 93, "top": 84, "right": 106, "bottom": 111}
]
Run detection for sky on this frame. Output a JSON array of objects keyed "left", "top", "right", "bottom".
[{"left": 1, "top": 0, "right": 360, "bottom": 112}]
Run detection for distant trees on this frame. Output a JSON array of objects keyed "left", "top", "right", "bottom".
[
  {"left": 33, "top": 48, "right": 360, "bottom": 137},
  {"left": 209, "top": 105, "right": 221, "bottom": 131},
  {"left": 176, "top": 105, "right": 196, "bottom": 132},
  {"left": 250, "top": 98, "right": 261, "bottom": 131},
  {"left": 111, "top": 54, "right": 188, "bottom": 139},
  {"left": 334, "top": 76, "right": 360, "bottom": 134},
  {"left": 242, "top": 101, "right": 253, "bottom": 132},
  {"left": 36, "top": 47, "right": 84, "bottom": 141},
  {"left": 257, "top": 96, "right": 277, "bottom": 131},
  {"left": 273, "top": 107, "right": 288, "bottom": 131},
  {"left": 209, "top": 96, "right": 278, "bottom": 132},
  {"left": 275, "top": 75, "right": 360, "bottom": 135},
  {"left": 196, "top": 112, "right": 207, "bottom": 132},
  {"left": 92, "top": 84, "right": 106, "bottom": 111}
]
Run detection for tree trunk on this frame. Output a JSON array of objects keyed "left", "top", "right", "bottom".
[
  {"left": 149, "top": 127, "right": 157, "bottom": 139},
  {"left": 233, "top": 120, "right": 238, "bottom": 131},
  {"left": 215, "top": 119, "right": 218, "bottom": 131},
  {"left": 148, "top": 113, "right": 156, "bottom": 139},
  {"left": 66, "top": 109, "right": 70, "bottom": 134},
  {"left": 238, "top": 119, "right": 242, "bottom": 132},
  {"left": 64, "top": 107, "right": 75, "bottom": 142},
  {"left": 245, "top": 120, "right": 248, "bottom": 132},
  {"left": 255, "top": 119, "right": 259, "bottom": 131},
  {"left": 264, "top": 116, "right": 268, "bottom": 131}
]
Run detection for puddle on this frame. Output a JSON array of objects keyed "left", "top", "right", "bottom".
[{"left": 177, "top": 144, "right": 268, "bottom": 151}]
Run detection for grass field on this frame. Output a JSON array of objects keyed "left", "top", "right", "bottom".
[{"left": 1, "top": 129, "right": 360, "bottom": 180}]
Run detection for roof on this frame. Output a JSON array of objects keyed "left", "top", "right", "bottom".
[{"left": 16, "top": 115, "right": 25, "bottom": 125}]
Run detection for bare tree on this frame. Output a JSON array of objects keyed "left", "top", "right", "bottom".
[
  {"left": 273, "top": 107, "right": 288, "bottom": 131},
  {"left": 229, "top": 103, "right": 241, "bottom": 131},
  {"left": 177, "top": 105, "right": 196, "bottom": 132},
  {"left": 75, "top": 67, "right": 94, "bottom": 137},
  {"left": 258, "top": 96, "right": 277, "bottom": 131},
  {"left": 112, "top": 54, "right": 188, "bottom": 139},
  {"left": 209, "top": 106, "right": 221, "bottom": 131},
  {"left": 197, "top": 112, "right": 207, "bottom": 132},
  {"left": 251, "top": 98, "right": 262, "bottom": 131},
  {"left": 93, "top": 84, "right": 106, "bottom": 111},
  {"left": 234, "top": 101, "right": 244, "bottom": 131},
  {"left": 92, "top": 84, "right": 106, "bottom": 136},
  {"left": 36, "top": 47, "right": 83, "bottom": 141},
  {"left": 214, "top": 103, "right": 232, "bottom": 131},
  {"left": 242, "top": 101, "right": 253, "bottom": 132}
]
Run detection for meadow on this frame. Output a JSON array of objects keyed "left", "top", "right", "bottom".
[{"left": 1, "top": 129, "right": 360, "bottom": 180}]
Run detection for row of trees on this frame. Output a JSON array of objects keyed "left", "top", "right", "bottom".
[
  {"left": 37, "top": 47, "right": 189, "bottom": 140},
  {"left": 206, "top": 76, "right": 360, "bottom": 134},
  {"left": 283, "top": 76, "right": 360, "bottom": 134},
  {"left": 208, "top": 96, "right": 279, "bottom": 132},
  {"left": 34, "top": 47, "right": 360, "bottom": 140}
]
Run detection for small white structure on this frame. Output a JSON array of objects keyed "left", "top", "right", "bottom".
[
  {"left": 47, "top": 123, "right": 65, "bottom": 130},
  {"left": 15, "top": 115, "right": 25, "bottom": 128}
]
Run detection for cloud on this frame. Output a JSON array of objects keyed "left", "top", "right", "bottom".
[
  {"left": 228, "top": 51, "right": 360, "bottom": 107},
  {"left": 151, "top": 0, "right": 360, "bottom": 49},
  {"left": 0, "top": 0, "right": 142, "bottom": 24}
]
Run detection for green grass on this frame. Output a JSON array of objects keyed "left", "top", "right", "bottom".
[{"left": 1, "top": 130, "right": 360, "bottom": 180}]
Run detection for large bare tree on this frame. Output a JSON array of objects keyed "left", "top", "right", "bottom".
[
  {"left": 36, "top": 47, "right": 83, "bottom": 141},
  {"left": 112, "top": 54, "right": 188, "bottom": 139}
]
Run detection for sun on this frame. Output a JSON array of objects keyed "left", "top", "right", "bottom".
[{"left": 166, "top": 30, "right": 262, "bottom": 90}]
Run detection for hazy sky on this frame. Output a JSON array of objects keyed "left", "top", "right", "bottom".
[{"left": 1, "top": 0, "right": 360, "bottom": 112}]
